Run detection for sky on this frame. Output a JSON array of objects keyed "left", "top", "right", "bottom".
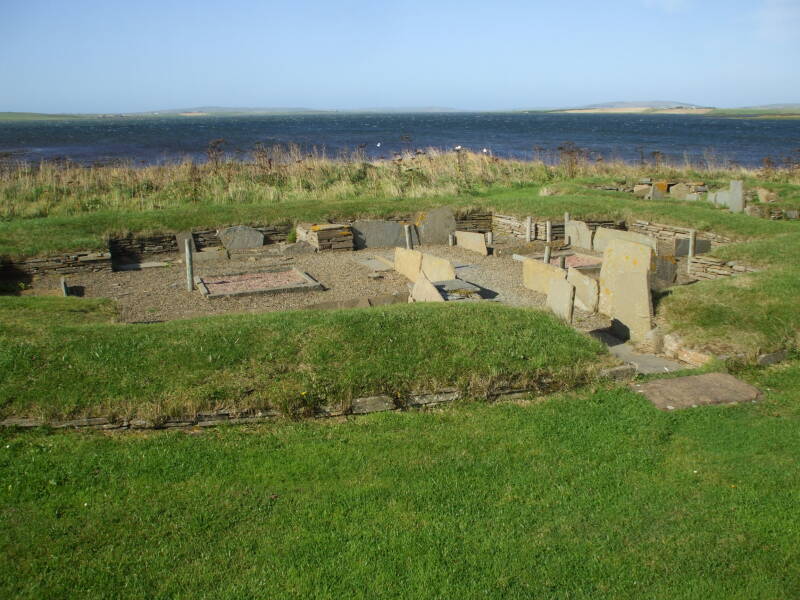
[{"left": 1, "top": 0, "right": 798, "bottom": 113}]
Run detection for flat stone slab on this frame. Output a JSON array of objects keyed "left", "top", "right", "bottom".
[
  {"left": 352, "top": 255, "right": 394, "bottom": 272},
  {"left": 632, "top": 373, "right": 760, "bottom": 411},
  {"left": 116, "top": 261, "right": 170, "bottom": 271},
  {"left": 196, "top": 267, "right": 321, "bottom": 299},
  {"left": 592, "top": 331, "right": 685, "bottom": 375},
  {"left": 410, "top": 273, "right": 446, "bottom": 302},
  {"left": 421, "top": 253, "right": 456, "bottom": 281},
  {"left": 455, "top": 230, "right": 488, "bottom": 256},
  {"left": 522, "top": 258, "right": 566, "bottom": 295}
]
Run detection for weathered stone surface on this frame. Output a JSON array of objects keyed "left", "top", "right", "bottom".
[
  {"left": 654, "top": 255, "right": 677, "bottom": 284},
  {"left": 592, "top": 227, "right": 656, "bottom": 253},
  {"left": 600, "top": 364, "right": 637, "bottom": 380},
  {"left": 192, "top": 248, "right": 229, "bottom": 263},
  {"left": 546, "top": 278, "right": 575, "bottom": 322},
  {"left": 674, "top": 237, "right": 711, "bottom": 256},
  {"left": 421, "top": 254, "right": 456, "bottom": 282},
  {"left": 352, "top": 255, "right": 394, "bottom": 272},
  {"left": 729, "top": 180, "right": 745, "bottom": 212},
  {"left": 455, "top": 230, "right": 488, "bottom": 255},
  {"left": 282, "top": 241, "right": 315, "bottom": 256},
  {"left": 352, "top": 220, "right": 418, "bottom": 249},
  {"left": 669, "top": 183, "right": 692, "bottom": 200},
  {"left": 598, "top": 239, "right": 654, "bottom": 316},
  {"left": 218, "top": 225, "right": 264, "bottom": 250},
  {"left": 416, "top": 207, "right": 457, "bottom": 245},
  {"left": 350, "top": 395, "right": 396, "bottom": 414},
  {"left": 633, "top": 184, "right": 651, "bottom": 197},
  {"left": 175, "top": 232, "right": 196, "bottom": 257},
  {"left": 410, "top": 273, "right": 446, "bottom": 302},
  {"left": 394, "top": 247, "right": 423, "bottom": 281},
  {"left": 522, "top": 258, "right": 566, "bottom": 295},
  {"left": 757, "top": 349, "right": 788, "bottom": 366},
  {"left": 632, "top": 373, "right": 760, "bottom": 411},
  {"left": 567, "top": 266, "right": 598, "bottom": 313},
  {"left": 609, "top": 271, "right": 653, "bottom": 342},
  {"left": 565, "top": 220, "right": 593, "bottom": 249},
  {"left": 756, "top": 187, "right": 778, "bottom": 203}
]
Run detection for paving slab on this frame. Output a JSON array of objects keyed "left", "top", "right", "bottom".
[
  {"left": 592, "top": 331, "right": 686, "bottom": 374},
  {"left": 632, "top": 373, "right": 760, "bottom": 411},
  {"left": 352, "top": 255, "right": 394, "bottom": 272}
]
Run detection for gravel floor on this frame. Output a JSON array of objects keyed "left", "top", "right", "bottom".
[{"left": 29, "top": 241, "right": 611, "bottom": 331}]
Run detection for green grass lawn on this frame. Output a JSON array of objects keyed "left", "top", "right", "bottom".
[
  {"left": 2, "top": 359, "right": 799, "bottom": 599},
  {"left": 0, "top": 298, "right": 607, "bottom": 422}
]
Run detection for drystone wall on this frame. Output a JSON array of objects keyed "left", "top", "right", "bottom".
[
  {"left": 689, "top": 256, "right": 758, "bottom": 280},
  {"left": 492, "top": 215, "right": 620, "bottom": 241},
  {"left": 455, "top": 211, "right": 492, "bottom": 233},
  {"left": 627, "top": 220, "right": 732, "bottom": 246},
  {"left": 0, "top": 251, "right": 112, "bottom": 279},
  {"left": 109, "top": 234, "right": 178, "bottom": 261}
]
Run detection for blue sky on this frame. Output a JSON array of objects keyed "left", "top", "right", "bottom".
[{"left": 1, "top": 0, "right": 798, "bottom": 112}]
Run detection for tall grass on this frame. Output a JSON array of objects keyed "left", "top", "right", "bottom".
[{"left": 2, "top": 145, "right": 797, "bottom": 220}]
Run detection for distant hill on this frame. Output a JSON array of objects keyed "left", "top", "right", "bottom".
[{"left": 575, "top": 101, "right": 707, "bottom": 110}]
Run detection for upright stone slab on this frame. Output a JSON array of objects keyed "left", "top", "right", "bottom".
[
  {"left": 669, "top": 183, "right": 691, "bottom": 200},
  {"left": 610, "top": 270, "right": 653, "bottom": 343},
  {"left": 218, "top": 225, "right": 264, "bottom": 250},
  {"left": 455, "top": 231, "right": 488, "bottom": 256},
  {"left": 394, "top": 247, "right": 423, "bottom": 282},
  {"left": 593, "top": 227, "right": 656, "bottom": 253},
  {"left": 654, "top": 255, "right": 677, "bottom": 284},
  {"left": 522, "top": 259, "right": 567, "bottom": 295},
  {"left": 728, "top": 180, "right": 745, "bottom": 213},
  {"left": 175, "top": 232, "right": 196, "bottom": 257},
  {"left": 598, "top": 239, "right": 654, "bottom": 316},
  {"left": 674, "top": 237, "right": 710, "bottom": 256},
  {"left": 417, "top": 207, "right": 457, "bottom": 245},
  {"left": 547, "top": 278, "right": 575, "bottom": 322},
  {"left": 351, "top": 220, "right": 418, "bottom": 249},
  {"left": 714, "top": 190, "right": 731, "bottom": 209},
  {"left": 565, "top": 220, "right": 593, "bottom": 250},
  {"left": 567, "top": 267, "right": 598, "bottom": 313},
  {"left": 421, "top": 254, "right": 456, "bottom": 282},
  {"left": 410, "top": 273, "right": 446, "bottom": 303}
]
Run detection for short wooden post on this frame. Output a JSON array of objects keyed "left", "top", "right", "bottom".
[
  {"left": 687, "top": 229, "right": 696, "bottom": 275},
  {"left": 404, "top": 224, "right": 413, "bottom": 249},
  {"left": 185, "top": 238, "right": 194, "bottom": 291},
  {"left": 543, "top": 245, "right": 552, "bottom": 264},
  {"left": 558, "top": 255, "right": 566, "bottom": 269},
  {"left": 525, "top": 216, "right": 532, "bottom": 242},
  {"left": 448, "top": 233, "right": 455, "bottom": 246},
  {"left": 545, "top": 220, "right": 552, "bottom": 244}
]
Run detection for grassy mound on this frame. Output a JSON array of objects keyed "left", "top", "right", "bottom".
[{"left": 0, "top": 298, "right": 607, "bottom": 422}]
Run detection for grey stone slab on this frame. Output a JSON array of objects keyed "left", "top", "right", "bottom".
[
  {"left": 282, "top": 241, "right": 315, "bottom": 256},
  {"left": 729, "top": 180, "right": 745, "bottom": 213},
  {"left": 674, "top": 237, "right": 711, "bottom": 256},
  {"left": 175, "top": 232, "right": 196, "bottom": 257},
  {"left": 352, "top": 255, "right": 394, "bottom": 272},
  {"left": 632, "top": 373, "right": 760, "bottom": 411},
  {"left": 218, "top": 225, "right": 264, "bottom": 250},
  {"left": 352, "top": 220, "right": 418, "bottom": 249},
  {"left": 565, "top": 220, "right": 593, "bottom": 249},
  {"left": 546, "top": 278, "right": 575, "bottom": 322},
  {"left": 417, "top": 207, "right": 457, "bottom": 245},
  {"left": 654, "top": 255, "right": 678, "bottom": 284},
  {"left": 592, "top": 331, "right": 686, "bottom": 374},
  {"left": 351, "top": 395, "right": 396, "bottom": 415}
]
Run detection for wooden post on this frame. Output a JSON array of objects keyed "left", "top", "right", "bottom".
[
  {"left": 543, "top": 245, "right": 551, "bottom": 264},
  {"left": 404, "top": 224, "right": 413, "bottom": 249},
  {"left": 688, "top": 229, "right": 696, "bottom": 275},
  {"left": 558, "top": 255, "right": 566, "bottom": 269},
  {"left": 185, "top": 238, "right": 194, "bottom": 292},
  {"left": 545, "top": 220, "right": 552, "bottom": 243},
  {"left": 525, "top": 216, "right": 532, "bottom": 243}
]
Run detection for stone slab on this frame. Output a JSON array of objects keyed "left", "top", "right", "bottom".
[
  {"left": 592, "top": 330, "right": 686, "bottom": 374},
  {"left": 729, "top": 180, "right": 745, "bottom": 212},
  {"left": 609, "top": 270, "right": 653, "bottom": 343},
  {"left": 282, "top": 241, "right": 315, "bottom": 256},
  {"left": 353, "top": 255, "right": 394, "bottom": 272},
  {"left": 546, "top": 278, "right": 575, "bottom": 322},
  {"left": 565, "top": 220, "right": 593, "bottom": 250},
  {"left": 416, "top": 207, "right": 457, "bottom": 245},
  {"left": 567, "top": 266, "right": 598, "bottom": 313},
  {"left": 674, "top": 237, "right": 711, "bottom": 256},
  {"left": 522, "top": 258, "right": 567, "bottom": 295},
  {"left": 632, "top": 373, "right": 760, "bottom": 411},
  {"left": 394, "top": 247, "right": 423, "bottom": 282},
  {"left": 654, "top": 255, "right": 677, "bottom": 284},
  {"left": 592, "top": 227, "right": 657, "bottom": 253},
  {"left": 192, "top": 248, "right": 229, "bottom": 263},
  {"left": 598, "top": 239, "right": 654, "bottom": 316},
  {"left": 351, "top": 395, "right": 396, "bottom": 415},
  {"left": 116, "top": 261, "right": 170, "bottom": 271},
  {"left": 60, "top": 277, "right": 69, "bottom": 297},
  {"left": 352, "top": 220, "right": 419, "bottom": 249},
  {"left": 175, "top": 232, "right": 196, "bottom": 257},
  {"left": 455, "top": 230, "right": 488, "bottom": 256},
  {"left": 218, "top": 225, "right": 264, "bottom": 250},
  {"left": 410, "top": 273, "right": 446, "bottom": 302},
  {"left": 421, "top": 254, "right": 456, "bottom": 282}
]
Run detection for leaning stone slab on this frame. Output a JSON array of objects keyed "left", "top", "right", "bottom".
[
  {"left": 410, "top": 273, "right": 446, "bottom": 303},
  {"left": 416, "top": 206, "right": 457, "bottom": 245},
  {"left": 421, "top": 253, "right": 456, "bottom": 282},
  {"left": 522, "top": 259, "right": 566, "bottom": 295},
  {"left": 546, "top": 278, "right": 575, "bottom": 322},
  {"left": 565, "top": 220, "right": 593, "bottom": 249},
  {"left": 455, "top": 231, "right": 488, "bottom": 256},
  {"left": 598, "top": 239, "right": 654, "bottom": 316},
  {"left": 632, "top": 373, "right": 760, "bottom": 411},
  {"left": 218, "top": 225, "right": 264, "bottom": 250},
  {"left": 394, "top": 247, "right": 423, "bottom": 281},
  {"left": 592, "top": 227, "right": 656, "bottom": 253},
  {"left": 609, "top": 271, "right": 653, "bottom": 343},
  {"left": 567, "top": 266, "right": 598, "bottom": 313}
]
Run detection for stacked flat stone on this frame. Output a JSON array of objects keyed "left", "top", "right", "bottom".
[{"left": 296, "top": 223, "right": 353, "bottom": 251}]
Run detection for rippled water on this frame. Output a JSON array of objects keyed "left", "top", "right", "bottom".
[{"left": 1, "top": 112, "right": 799, "bottom": 166}]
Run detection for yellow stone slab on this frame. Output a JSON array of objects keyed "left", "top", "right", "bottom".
[
  {"left": 598, "top": 238, "right": 654, "bottom": 323},
  {"left": 394, "top": 247, "right": 423, "bottom": 282},
  {"left": 567, "top": 267, "right": 599, "bottom": 313},
  {"left": 522, "top": 258, "right": 567, "bottom": 295},
  {"left": 455, "top": 231, "right": 488, "bottom": 256},
  {"left": 410, "top": 273, "right": 446, "bottom": 303},
  {"left": 421, "top": 254, "right": 456, "bottom": 282},
  {"left": 593, "top": 227, "right": 657, "bottom": 253}
]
